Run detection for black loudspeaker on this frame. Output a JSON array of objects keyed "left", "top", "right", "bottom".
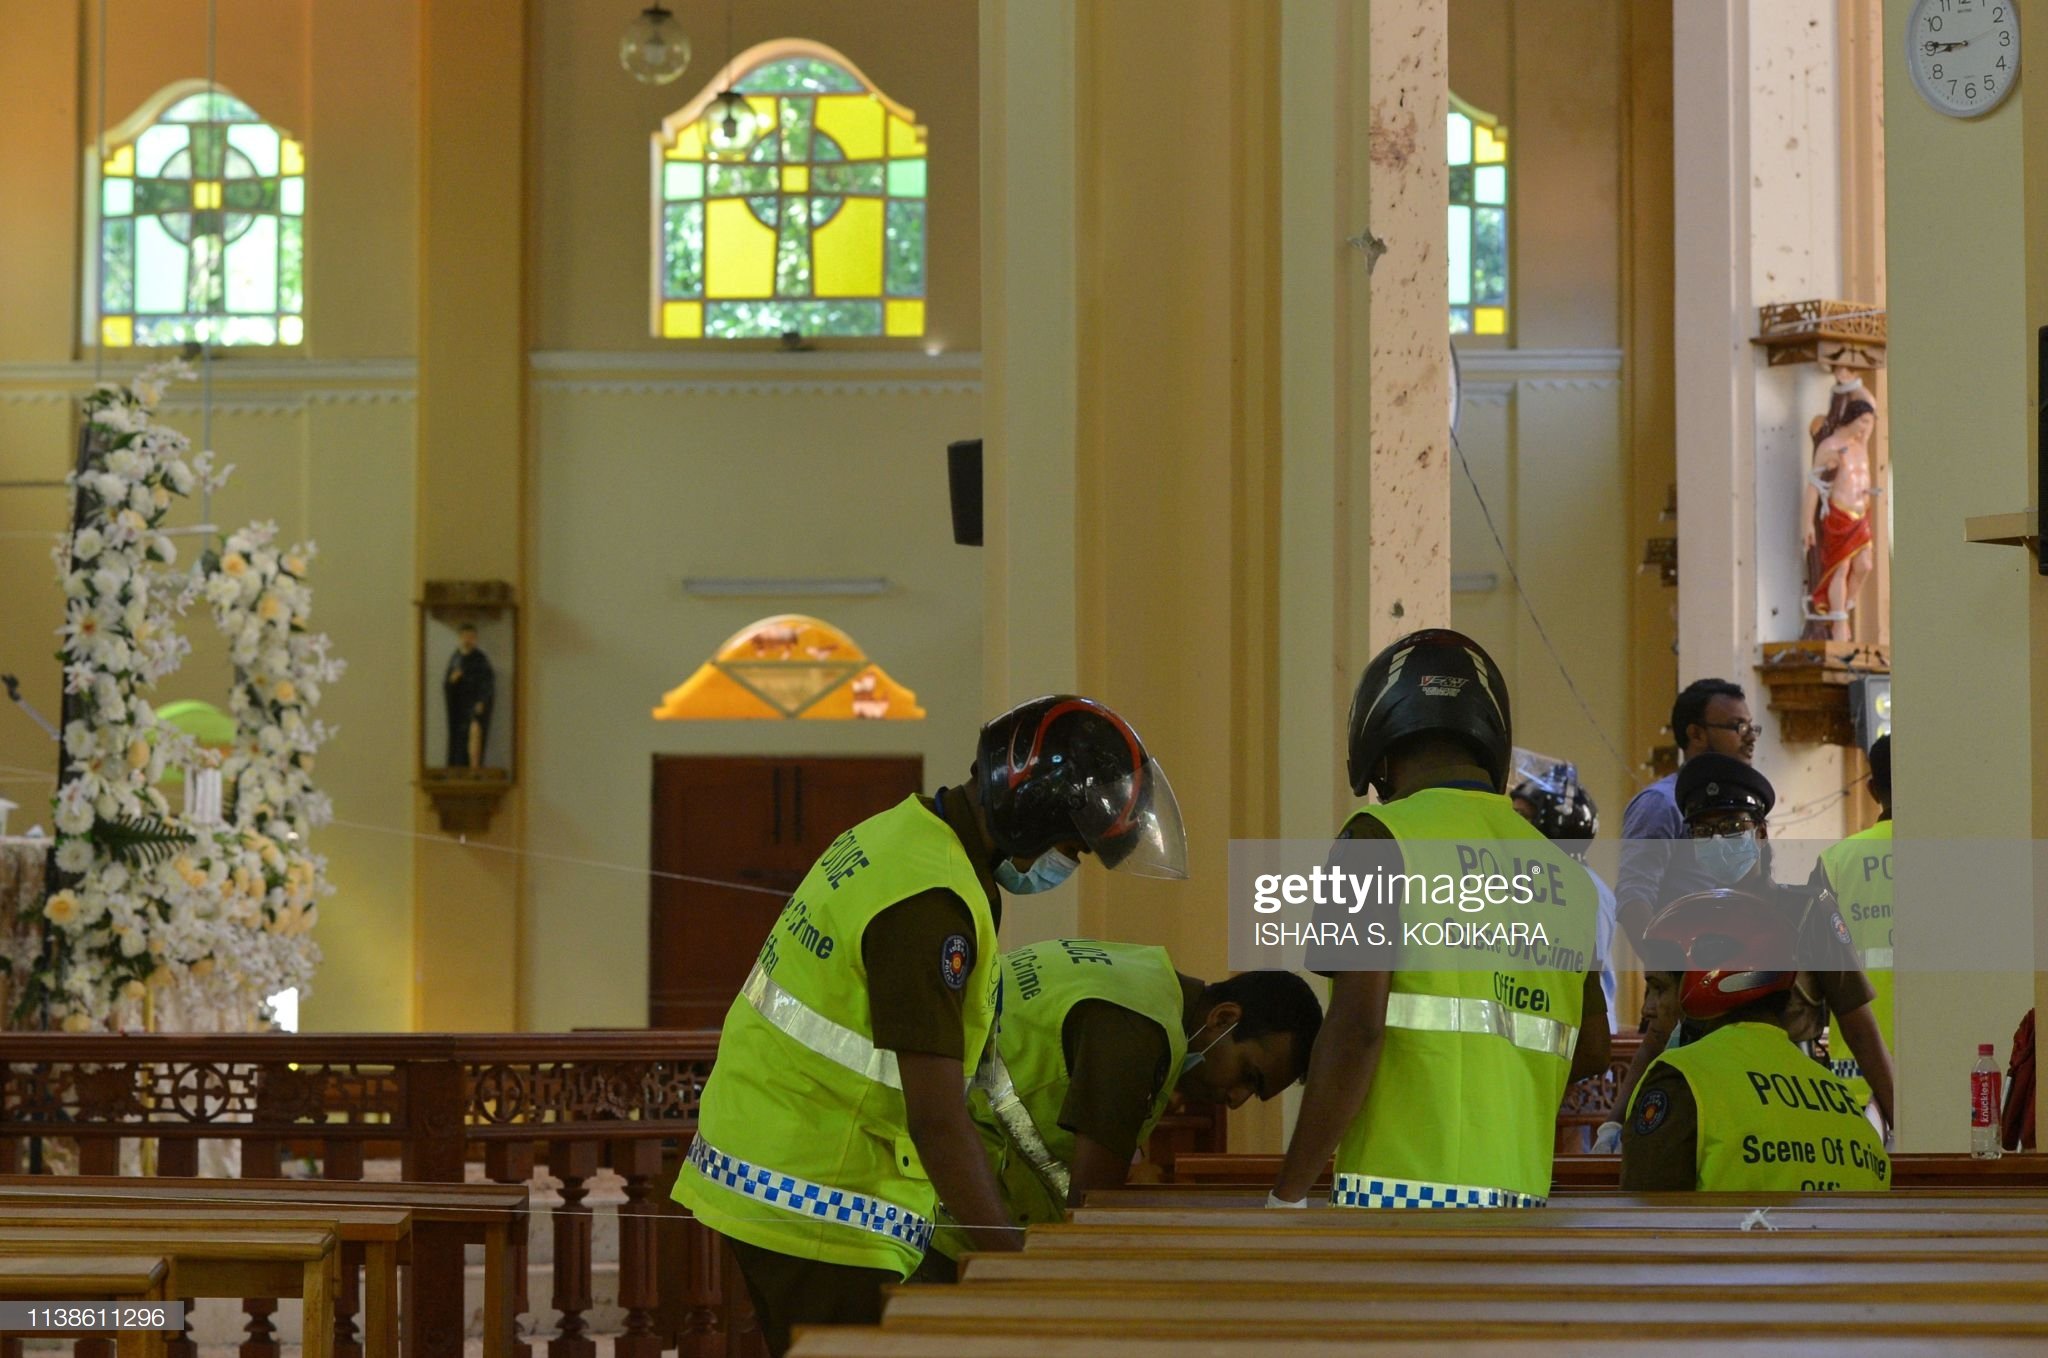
[
  {"left": 948, "top": 438, "right": 983, "bottom": 546},
  {"left": 2038, "top": 328, "right": 2047, "bottom": 576}
]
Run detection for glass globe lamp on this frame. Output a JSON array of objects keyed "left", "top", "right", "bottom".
[
  {"left": 703, "top": 89, "right": 765, "bottom": 161},
  {"left": 620, "top": 4, "right": 692, "bottom": 86}
]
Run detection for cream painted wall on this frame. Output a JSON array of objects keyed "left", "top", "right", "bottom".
[
  {"left": 1882, "top": 0, "right": 2034, "bottom": 1151},
  {"left": 1447, "top": 0, "right": 1642, "bottom": 840},
  {"left": 523, "top": 381, "right": 982, "bottom": 1030},
  {"left": 0, "top": 1, "right": 419, "bottom": 1032},
  {"left": 521, "top": 0, "right": 986, "bottom": 1029}
]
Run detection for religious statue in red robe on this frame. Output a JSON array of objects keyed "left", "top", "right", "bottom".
[{"left": 1800, "top": 369, "right": 1880, "bottom": 643}]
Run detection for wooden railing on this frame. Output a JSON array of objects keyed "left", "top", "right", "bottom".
[{"left": 0, "top": 1032, "right": 743, "bottom": 1358}]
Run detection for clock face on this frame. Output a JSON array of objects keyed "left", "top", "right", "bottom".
[{"left": 1905, "top": 0, "right": 2019, "bottom": 118}]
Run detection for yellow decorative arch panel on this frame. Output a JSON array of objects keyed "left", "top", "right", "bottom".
[{"left": 653, "top": 614, "right": 925, "bottom": 721}]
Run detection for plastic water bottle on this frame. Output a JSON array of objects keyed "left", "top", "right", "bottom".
[{"left": 1972, "top": 1043, "right": 2003, "bottom": 1160}]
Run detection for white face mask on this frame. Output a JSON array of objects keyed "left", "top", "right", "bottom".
[
  {"left": 1181, "top": 1020, "right": 1238, "bottom": 1076},
  {"left": 994, "top": 847, "right": 1079, "bottom": 895}
]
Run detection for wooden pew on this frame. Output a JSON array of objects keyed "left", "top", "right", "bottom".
[
  {"left": 0, "top": 1206, "right": 403, "bottom": 1358},
  {"left": 0, "top": 1176, "right": 528, "bottom": 1358},
  {"left": 790, "top": 1333, "right": 2048, "bottom": 1358},
  {"left": 0, "top": 1227, "right": 337, "bottom": 1358},
  {"left": 0, "top": 1256, "right": 171, "bottom": 1358},
  {"left": 1164, "top": 1151, "right": 2048, "bottom": 1190},
  {"left": 872, "top": 1288, "right": 2048, "bottom": 1338}
]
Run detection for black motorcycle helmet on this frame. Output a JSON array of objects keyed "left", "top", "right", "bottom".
[
  {"left": 1511, "top": 773, "right": 1599, "bottom": 842},
  {"left": 975, "top": 696, "right": 1188, "bottom": 878},
  {"left": 1346, "top": 628, "right": 1511, "bottom": 800}
]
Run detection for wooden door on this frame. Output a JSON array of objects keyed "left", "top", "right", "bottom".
[{"left": 648, "top": 755, "right": 924, "bottom": 1029}]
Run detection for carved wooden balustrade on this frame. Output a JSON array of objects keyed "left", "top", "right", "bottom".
[{"left": 0, "top": 1032, "right": 760, "bottom": 1358}]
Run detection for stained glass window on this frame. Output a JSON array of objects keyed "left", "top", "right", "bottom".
[
  {"left": 1448, "top": 96, "right": 1507, "bottom": 338},
  {"left": 653, "top": 42, "right": 927, "bottom": 339},
  {"left": 90, "top": 85, "right": 304, "bottom": 348}
]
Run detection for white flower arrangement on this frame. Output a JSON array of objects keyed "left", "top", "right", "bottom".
[{"left": 25, "top": 364, "right": 342, "bottom": 1030}]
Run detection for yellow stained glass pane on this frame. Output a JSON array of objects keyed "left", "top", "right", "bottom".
[
  {"left": 815, "top": 95, "right": 885, "bottom": 160},
  {"left": 193, "top": 181, "right": 222, "bottom": 209},
  {"left": 704, "top": 198, "right": 777, "bottom": 298},
  {"left": 1474, "top": 307, "right": 1507, "bottom": 335},
  {"left": 887, "top": 116, "right": 927, "bottom": 157},
  {"left": 813, "top": 197, "right": 883, "bottom": 297},
  {"left": 781, "top": 165, "right": 809, "bottom": 192},
  {"left": 103, "top": 145, "right": 135, "bottom": 177},
  {"left": 101, "top": 315, "right": 133, "bottom": 347},
  {"left": 662, "top": 300, "right": 703, "bottom": 338},
  {"left": 280, "top": 316, "right": 304, "bottom": 344},
  {"left": 668, "top": 123, "right": 706, "bottom": 160},
  {"left": 885, "top": 299, "right": 925, "bottom": 337},
  {"left": 1474, "top": 124, "right": 1507, "bottom": 164},
  {"left": 281, "top": 139, "right": 304, "bottom": 175}
]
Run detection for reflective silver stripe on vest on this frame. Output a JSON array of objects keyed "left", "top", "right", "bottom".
[
  {"left": 741, "top": 964, "right": 902, "bottom": 1090},
  {"left": 973, "top": 1046, "right": 1070, "bottom": 1202},
  {"left": 1384, "top": 992, "right": 1579, "bottom": 1062},
  {"left": 1860, "top": 947, "right": 1894, "bottom": 970}
]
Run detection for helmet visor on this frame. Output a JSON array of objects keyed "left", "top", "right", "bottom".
[{"left": 1074, "top": 755, "right": 1189, "bottom": 879}]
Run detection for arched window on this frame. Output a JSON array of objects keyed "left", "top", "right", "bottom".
[
  {"left": 651, "top": 40, "right": 928, "bottom": 340},
  {"left": 1448, "top": 95, "right": 1507, "bottom": 337},
  {"left": 88, "top": 83, "right": 305, "bottom": 348}
]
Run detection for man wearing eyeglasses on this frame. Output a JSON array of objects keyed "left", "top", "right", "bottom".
[
  {"left": 1616, "top": 679, "right": 1759, "bottom": 947},
  {"left": 1603, "top": 753, "right": 1895, "bottom": 1139}
]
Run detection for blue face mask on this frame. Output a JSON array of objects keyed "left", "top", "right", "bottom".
[
  {"left": 1696, "top": 830, "right": 1759, "bottom": 885},
  {"left": 1181, "top": 1021, "right": 1238, "bottom": 1076},
  {"left": 995, "top": 847, "right": 1079, "bottom": 895}
]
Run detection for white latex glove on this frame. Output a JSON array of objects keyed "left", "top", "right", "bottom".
[
  {"left": 1591, "top": 1120, "right": 1624, "bottom": 1154},
  {"left": 1264, "top": 1191, "right": 1308, "bottom": 1209}
]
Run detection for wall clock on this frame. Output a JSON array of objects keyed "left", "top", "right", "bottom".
[{"left": 1905, "top": 0, "right": 2018, "bottom": 118}]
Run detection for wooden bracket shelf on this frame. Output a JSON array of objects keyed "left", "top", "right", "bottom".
[
  {"left": 1965, "top": 510, "right": 2040, "bottom": 556},
  {"left": 1755, "top": 639, "right": 1889, "bottom": 748}
]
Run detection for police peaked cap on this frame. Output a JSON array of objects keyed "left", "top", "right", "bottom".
[{"left": 1675, "top": 753, "right": 1775, "bottom": 821}]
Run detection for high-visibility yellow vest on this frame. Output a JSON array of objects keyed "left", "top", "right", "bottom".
[
  {"left": 1331, "top": 788, "right": 1591, "bottom": 1208},
  {"left": 671, "top": 796, "right": 1000, "bottom": 1276},
  {"left": 1632, "top": 1020, "right": 1890, "bottom": 1192},
  {"left": 1819, "top": 820, "right": 1893, "bottom": 1109},
  {"left": 931, "top": 939, "right": 1189, "bottom": 1258}
]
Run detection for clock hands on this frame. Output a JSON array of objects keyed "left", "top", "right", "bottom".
[{"left": 1921, "top": 39, "right": 1970, "bottom": 54}]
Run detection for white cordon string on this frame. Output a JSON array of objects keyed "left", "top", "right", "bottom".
[{"left": 1450, "top": 425, "right": 1641, "bottom": 789}]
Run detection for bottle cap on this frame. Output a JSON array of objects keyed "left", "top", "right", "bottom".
[{"left": 1980, "top": 1043, "right": 1996, "bottom": 1055}]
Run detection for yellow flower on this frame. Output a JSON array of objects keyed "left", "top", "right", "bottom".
[
  {"left": 61, "top": 1012, "right": 94, "bottom": 1033},
  {"left": 117, "top": 509, "right": 147, "bottom": 534},
  {"left": 282, "top": 554, "right": 307, "bottom": 576},
  {"left": 274, "top": 680, "right": 298, "bottom": 704},
  {"left": 121, "top": 978, "right": 148, "bottom": 1001},
  {"left": 43, "top": 891, "right": 79, "bottom": 926},
  {"left": 152, "top": 485, "right": 171, "bottom": 509},
  {"left": 189, "top": 957, "right": 215, "bottom": 978},
  {"left": 222, "top": 552, "right": 247, "bottom": 576},
  {"left": 126, "top": 739, "right": 150, "bottom": 770},
  {"left": 258, "top": 594, "right": 286, "bottom": 623}
]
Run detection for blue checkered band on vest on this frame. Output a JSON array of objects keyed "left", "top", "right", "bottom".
[
  {"left": 1330, "top": 1173, "right": 1546, "bottom": 1210},
  {"left": 686, "top": 1136, "right": 935, "bottom": 1251}
]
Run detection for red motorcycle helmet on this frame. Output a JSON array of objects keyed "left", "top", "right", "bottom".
[
  {"left": 1642, "top": 888, "right": 1799, "bottom": 1021},
  {"left": 975, "top": 695, "right": 1187, "bottom": 878}
]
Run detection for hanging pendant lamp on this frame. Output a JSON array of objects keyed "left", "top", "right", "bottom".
[{"left": 700, "top": 0, "right": 764, "bottom": 162}]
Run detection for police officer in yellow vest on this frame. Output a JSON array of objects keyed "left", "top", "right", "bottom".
[
  {"left": 1270, "top": 629, "right": 1611, "bottom": 1210},
  {"left": 673, "top": 696, "right": 1188, "bottom": 1355},
  {"left": 1622, "top": 889, "right": 1890, "bottom": 1191},
  {"left": 922, "top": 946, "right": 1322, "bottom": 1273},
  {"left": 1812, "top": 734, "right": 1892, "bottom": 1111}
]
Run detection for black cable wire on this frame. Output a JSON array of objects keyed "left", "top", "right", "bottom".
[{"left": 1450, "top": 426, "right": 1641, "bottom": 789}]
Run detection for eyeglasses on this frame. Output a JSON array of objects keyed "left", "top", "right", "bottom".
[
  {"left": 1687, "top": 820, "right": 1760, "bottom": 839},
  {"left": 1699, "top": 720, "right": 1761, "bottom": 739}
]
